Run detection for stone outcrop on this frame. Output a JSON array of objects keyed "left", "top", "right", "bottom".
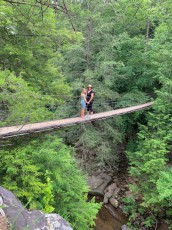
[
  {"left": 87, "top": 173, "right": 112, "bottom": 196},
  {"left": 109, "top": 197, "right": 119, "bottom": 208},
  {"left": 0, "top": 186, "right": 73, "bottom": 230},
  {"left": 87, "top": 173, "right": 121, "bottom": 208},
  {"left": 104, "top": 183, "right": 120, "bottom": 208}
]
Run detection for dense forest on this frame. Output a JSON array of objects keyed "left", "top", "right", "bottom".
[{"left": 1, "top": 0, "right": 172, "bottom": 229}]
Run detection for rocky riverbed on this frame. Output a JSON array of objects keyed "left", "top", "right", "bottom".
[
  {"left": 95, "top": 205, "right": 128, "bottom": 230},
  {"left": 87, "top": 172, "right": 170, "bottom": 230},
  {"left": 87, "top": 172, "right": 130, "bottom": 230}
]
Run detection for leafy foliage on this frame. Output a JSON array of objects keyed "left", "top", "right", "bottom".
[
  {"left": 126, "top": 79, "right": 172, "bottom": 228},
  {"left": 0, "top": 136, "right": 100, "bottom": 229},
  {"left": 2, "top": 0, "right": 172, "bottom": 228}
]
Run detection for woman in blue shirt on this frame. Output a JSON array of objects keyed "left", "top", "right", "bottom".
[{"left": 80, "top": 88, "right": 87, "bottom": 118}]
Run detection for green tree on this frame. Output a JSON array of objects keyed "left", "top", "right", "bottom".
[
  {"left": 58, "top": 0, "right": 155, "bottom": 171},
  {"left": 126, "top": 79, "right": 172, "bottom": 228},
  {"left": 0, "top": 135, "right": 100, "bottom": 229},
  {"left": 0, "top": 0, "right": 85, "bottom": 125}
]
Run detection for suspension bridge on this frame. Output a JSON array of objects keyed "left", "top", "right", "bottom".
[{"left": 0, "top": 102, "right": 153, "bottom": 139}]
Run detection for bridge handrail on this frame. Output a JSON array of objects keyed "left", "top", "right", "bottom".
[{"left": 0, "top": 102, "right": 153, "bottom": 139}]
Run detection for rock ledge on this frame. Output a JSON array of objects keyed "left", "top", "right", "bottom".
[{"left": 0, "top": 186, "right": 73, "bottom": 230}]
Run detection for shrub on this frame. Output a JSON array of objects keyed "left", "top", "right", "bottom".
[{"left": 0, "top": 135, "right": 100, "bottom": 229}]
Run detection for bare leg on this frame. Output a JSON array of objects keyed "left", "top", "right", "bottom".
[{"left": 81, "top": 109, "right": 85, "bottom": 118}]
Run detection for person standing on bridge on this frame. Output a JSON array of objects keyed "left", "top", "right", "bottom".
[
  {"left": 86, "top": 85, "right": 95, "bottom": 115},
  {"left": 80, "top": 88, "right": 87, "bottom": 118}
]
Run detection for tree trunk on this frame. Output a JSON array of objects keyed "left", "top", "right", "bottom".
[{"left": 145, "top": 19, "right": 150, "bottom": 52}]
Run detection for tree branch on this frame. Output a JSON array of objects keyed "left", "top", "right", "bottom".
[
  {"left": 4, "top": 0, "right": 77, "bottom": 32},
  {"left": 62, "top": 0, "right": 76, "bottom": 32},
  {"left": 4, "top": 0, "right": 66, "bottom": 13}
]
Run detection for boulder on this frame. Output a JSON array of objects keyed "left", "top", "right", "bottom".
[
  {"left": 104, "top": 183, "right": 117, "bottom": 194},
  {"left": 109, "top": 197, "right": 119, "bottom": 208},
  {"left": 88, "top": 173, "right": 112, "bottom": 196},
  {"left": 103, "top": 183, "right": 121, "bottom": 205},
  {"left": 103, "top": 191, "right": 113, "bottom": 204},
  {"left": 0, "top": 186, "right": 73, "bottom": 230},
  {"left": 113, "top": 187, "right": 121, "bottom": 198}
]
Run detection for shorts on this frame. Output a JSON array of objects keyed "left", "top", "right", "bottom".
[
  {"left": 81, "top": 100, "right": 86, "bottom": 109},
  {"left": 87, "top": 102, "right": 93, "bottom": 112}
]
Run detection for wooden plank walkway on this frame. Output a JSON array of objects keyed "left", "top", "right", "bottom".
[{"left": 0, "top": 102, "right": 153, "bottom": 139}]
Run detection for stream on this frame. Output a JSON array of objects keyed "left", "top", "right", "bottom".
[
  {"left": 95, "top": 203, "right": 127, "bottom": 230},
  {"left": 94, "top": 203, "right": 169, "bottom": 230}
]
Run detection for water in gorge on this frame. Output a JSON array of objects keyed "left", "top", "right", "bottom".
[{"left": 95, "top": 203, "right": 127, "bottom": 230}]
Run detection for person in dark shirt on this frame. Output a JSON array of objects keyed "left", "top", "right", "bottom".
[{"left": 86, "top": 85, "right": 95, "bottom": 115}]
